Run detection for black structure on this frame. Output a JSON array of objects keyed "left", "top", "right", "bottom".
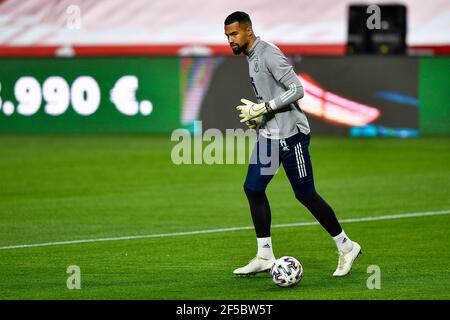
[{"left": 347, "top": 4, "right": 407, "bottom": 55}]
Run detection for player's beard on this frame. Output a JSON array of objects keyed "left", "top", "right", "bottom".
[{"left": 231, "top": 42, "right": 248, "bottom": 55}]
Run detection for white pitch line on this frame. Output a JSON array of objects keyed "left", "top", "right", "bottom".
[{"left": 1, "top": 209, "right": 449, "bottom": 251}]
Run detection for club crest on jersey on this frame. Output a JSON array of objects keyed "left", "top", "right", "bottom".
[{"left": 254, "top": 59, "right": 259, "bottom": 73}]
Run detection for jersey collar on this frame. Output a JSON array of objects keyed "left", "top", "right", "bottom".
[{"left": 246, "top": 36, "right": 261, "bottom": 59}]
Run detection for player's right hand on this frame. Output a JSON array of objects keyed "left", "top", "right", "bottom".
[{"left": 236, "top": 99, "right": 268, "bottom": 123}]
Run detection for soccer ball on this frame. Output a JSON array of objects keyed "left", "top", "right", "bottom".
[{"left": 270, "top": 256, "right": 303, "bottom": 288}]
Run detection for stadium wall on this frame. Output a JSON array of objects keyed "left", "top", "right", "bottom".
[
  {"left": 419, "top": 57, "right": 450, "bottom": 135},
  {"left": 0, "top": 57, "right": 180, "bottom": 133},
  {"left": 0, "top": 56, "right": 447, "bottom": 136}
]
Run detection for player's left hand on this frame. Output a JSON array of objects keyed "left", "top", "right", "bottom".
[
  {"left": 246, "top": 116, "right": 262, "bottom": 129},
  {"left": 236, "top": 99, "right": 269, "bottom": 123}
]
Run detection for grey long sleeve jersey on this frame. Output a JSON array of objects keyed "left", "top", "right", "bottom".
[{"left": 246, "top": 37, "right": 310, "bottom": 139}]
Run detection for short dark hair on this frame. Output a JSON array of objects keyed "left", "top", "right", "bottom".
[{"left": 224, "top": 11, "right": 252, "bottom": 27}]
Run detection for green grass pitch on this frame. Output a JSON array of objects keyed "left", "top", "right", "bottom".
[{"left": 0, "top": 135, "right": 449, "bottom": 299}]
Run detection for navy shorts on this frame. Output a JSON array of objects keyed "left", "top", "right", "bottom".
[{"left": 244, "top": 131, "right": 316, "bottom": 197}]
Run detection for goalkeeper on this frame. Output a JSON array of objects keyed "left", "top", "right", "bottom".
[{"left": 224, "top": 11, "right": 362, "bottom": 277}]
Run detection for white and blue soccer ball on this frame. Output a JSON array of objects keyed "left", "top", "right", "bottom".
[{"left": 270, "top": 256, "right": 303, "bottom": 288}]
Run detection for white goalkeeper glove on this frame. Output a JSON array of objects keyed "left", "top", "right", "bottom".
[
  {"left": 236, "top": 99, "right": 269, "bottom": 123},
  {"left": 245, "top": 116, "right": 262, "bottom": 129}
]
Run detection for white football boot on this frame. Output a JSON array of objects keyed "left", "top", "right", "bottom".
[
  {"left": 333, "top": 241, "right": 362, "bottom": 277},
  {"left": 233, "top": 256, "right": 276, "bottom": 275}
]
